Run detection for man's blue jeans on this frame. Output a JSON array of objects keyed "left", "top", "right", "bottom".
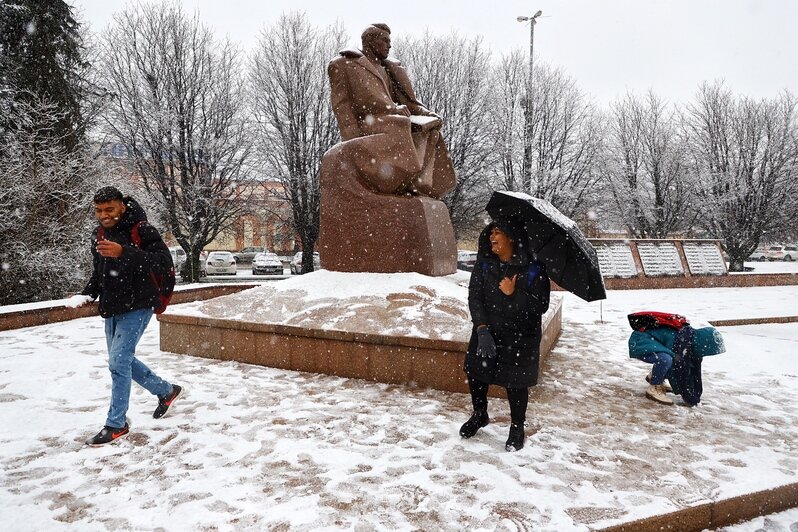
[
  {"left": 104, "top": 307, "right": 171, "bottom": 428},
  {"left": 638, "top": 351, "right": 673, "bottom": 385}
]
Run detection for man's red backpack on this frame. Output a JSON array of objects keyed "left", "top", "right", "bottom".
[
  {"left": 97, "top": 221, "right": 175, "bottom": 314},
  {"left": 627, "top": 311, "right": 689, "bottom": 331}
]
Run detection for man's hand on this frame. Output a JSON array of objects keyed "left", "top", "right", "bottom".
[
  {"left": 395, "top": 104, "right": 411, "bottom": 117},
  {"left": 96, "top": 239, "right": 123, "bottom": 258},
  {"left": 499, "top": 274, "right": 518, "bottom": 295}
]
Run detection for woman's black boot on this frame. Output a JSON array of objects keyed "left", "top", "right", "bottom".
[
  {"left": 505, "top": 422, "right": 525, "bottom": 452},
  {"left": 459, "top": 409, "right": 489, "bottom": 438}
]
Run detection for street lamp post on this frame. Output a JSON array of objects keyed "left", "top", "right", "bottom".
[{"left": 517, "top": 10, "right": 542, "bottom": 195}]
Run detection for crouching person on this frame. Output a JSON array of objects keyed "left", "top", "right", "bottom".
[
  {"left": 70, "top": 186, "right": 184, "bottom": 446},
  {"left": 628, "top": 313, "right": 725, "bottom": 406}
]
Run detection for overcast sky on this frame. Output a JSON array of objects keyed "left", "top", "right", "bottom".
[{"left": 69, "top": 0, "right": 797, "bottom": 107}]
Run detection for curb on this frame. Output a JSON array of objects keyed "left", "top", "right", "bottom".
[
  {"left": 597, "top": 481, "right": 798, "bottom": 531},
  {"left": 710, "top": 316, "right": 798, "bottom": 327},
  {"left": 0, "top": 284, "right": 258, "bottom": 332}
]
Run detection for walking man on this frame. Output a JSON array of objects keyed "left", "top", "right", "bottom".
[{"left": 71, "top": 186, "right": 183, "bottom": 446}]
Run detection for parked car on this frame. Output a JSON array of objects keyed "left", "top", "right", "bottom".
[
  {"left": 747, "top": 246, "right": 769, "bottom": 262},
  {"left": 169, "top": 246, "right": 187, "bottom": 271},
  {"left": 457, "top": 250, "right": 478, "bottom": 272},
  {"left": 251, "top": 252, "right": 283, "bottom": 275},
  {"left": 290, "top": 251, "right": 321, "bottom": 275},
  {"left": 204, "top": 251, "right": 237, "bottom": 275},
  {"left": 170, "top": 248, "right": 208, "bottom": 277},
  {"left": 765, "top": 244, "right": 797, "bottom": 261},
  {"left": 232, "top": 246, "right": 266, "bottom": 264}
]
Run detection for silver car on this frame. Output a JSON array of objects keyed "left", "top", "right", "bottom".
[
  {"left": 232, "top": 246, "right": 266, "bottom": 264},
  {"left": 204, "top": 251, "right": 237, "bottom": 275},
  {"left": 252, "top": 252, "right": 283, "bottom": 275}
]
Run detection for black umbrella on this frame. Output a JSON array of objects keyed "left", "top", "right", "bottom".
[{"left": 486, "top": 191, "right": 606, "bottom": 302}]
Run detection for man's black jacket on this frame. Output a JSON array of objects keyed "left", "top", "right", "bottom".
[{"left": 81, "top": 197, "right": 172, "bottom": 318}]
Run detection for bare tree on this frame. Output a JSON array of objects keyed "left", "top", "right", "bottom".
[
  {"left": 100, "top": 1, "right": 253, "bottom": 281},
  {"left": 486, "top": 50, "right": 526, "bottom": 194},
  {"left": 529, "top": 63, "right": 603, "bottom": 217},
  {"left": 685, "top": 82, "right": 798, "bottom": 271},
  {"left": 488, "top": 57, "right": 602, "bottom": 218},
  {"left": 600, "top": 91, "right": 697, "bottom": 238},
  {"left": 393, "top": 32, "right": 495, "bottom": 238},
  {"left": 249, "top": 12, "right": 345, "bottom": 273}
]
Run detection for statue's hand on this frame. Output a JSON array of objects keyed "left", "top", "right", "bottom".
[{"left": 394, "top": 104, "right": 411, "bottom": 117}]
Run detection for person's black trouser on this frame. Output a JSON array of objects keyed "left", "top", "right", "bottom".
[{"left": 468, "top": 375, "right": 528, "bottom": 426}]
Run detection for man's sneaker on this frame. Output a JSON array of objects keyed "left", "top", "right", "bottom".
[
  {"left": 459, "top": 409, "right": 489, "bottom": 438},
  {"left": 86, "top": 423, "right": 129, "bottom": 447},
  {"left": 505, "top": 422, "right": 525, "bottom": 452},
  {"left": 153, "top": 384, "right": 183, "bottom": 419},
  {"left": 646, "top": 369, "right": 673, "bottom": 392}
]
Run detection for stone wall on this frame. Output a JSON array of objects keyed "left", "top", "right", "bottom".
[{"left": 157, "top": 297, "right": 563, "bottom": 398}]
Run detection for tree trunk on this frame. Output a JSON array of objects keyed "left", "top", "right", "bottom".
[{"left": 728, "top": 255, "right": 746, "bottom": 272}]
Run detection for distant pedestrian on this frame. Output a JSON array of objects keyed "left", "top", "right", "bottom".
[
  {"left": 460, "top": 219, "right": 550, "bottom": 452},
  {"left": 69, "top": 186, "right": 184, "bottom": 446}
]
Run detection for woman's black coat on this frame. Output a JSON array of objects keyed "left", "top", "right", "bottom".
[{"left": 464, "top": 222, "right": 551, "bottom": 388}]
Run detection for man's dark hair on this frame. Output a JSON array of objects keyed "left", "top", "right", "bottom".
[{"left": 93, "top": 186, "right": 124, "bottom": 204}]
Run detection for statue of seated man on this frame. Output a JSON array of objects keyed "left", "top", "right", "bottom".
[
  {"left": 319, "top": 23, "right": 457, "bottom": 276},
  {"left": 327, "top": 23, "right": 456, "bottom": 199}
]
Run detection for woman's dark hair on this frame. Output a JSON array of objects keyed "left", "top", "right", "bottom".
[
  {"left": 489, "top": 219, "right": 528, "bottom": 257},
  {"left": 93, "top": 186, "right": 124, "bottom": 203}
]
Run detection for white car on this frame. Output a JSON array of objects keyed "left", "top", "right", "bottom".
[
  {"left": 170, "top": 247, "right": 208, "bottom": 277},
  {"left": 767, "top": 244, "right": 797, "bottom": 261},
  {"left": 752, "top": 244, "right": 798, "bottom": 262},
  {"left": 169, "top": 247, "right": 186, "bottom": 270},
  {"left": 251, "top": 252, "right": 283, "bottom": 275},
  {"left": 747, "top": 246, "right": 769, "bottom": 262},
  {"left": 290, "top": 251, "right": 320, "bottom": 275},
  {"left": 204, "top": 251, "right": 237, "bottom": 275},
  {"left": 457, "top": 250, "right": 478, "bottom": 271}
]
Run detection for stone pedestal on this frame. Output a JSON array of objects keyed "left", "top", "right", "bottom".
[
  {"left": 318, "top": 142, "right": 457, "bottom": 276},
  {"left": 157, "top": 273, "right": 562, "bottom": 397}
]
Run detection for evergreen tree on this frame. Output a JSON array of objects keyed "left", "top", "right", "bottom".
[{"left": 0, "top": 0, "right": 87, "bottom": 151}]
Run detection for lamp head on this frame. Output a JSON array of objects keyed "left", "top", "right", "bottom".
[
  {"left": 534, "top": 10, "right": 543, "bottom": 18},
  {"left": 517, "top": 15, "right": 529, "bottom": 22}
]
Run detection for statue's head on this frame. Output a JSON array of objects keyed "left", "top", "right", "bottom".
[{"left": 361, "top": 23, "right": 391, "bottom": 60}]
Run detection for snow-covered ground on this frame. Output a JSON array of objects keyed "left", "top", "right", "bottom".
[
  {"left": 1, "top": 278, "right": 797, "bottom": 531},
  {"left": 732, "top": 261, "right": 798, "bottom": 275}
]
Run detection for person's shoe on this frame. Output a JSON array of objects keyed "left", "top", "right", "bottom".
[
  {"left": 459, "top": 409, "right": 489, "bottom": 438},
  {"left": 646, "top": 369, "right": 673, "bottom": 392},
  {"left": 505, "top": 422, "right": 525, "bottom": 452},
  {"left": 85, "top": 423, "right": 129, "bottom": 447},
  {"left": 153, "top": 384, "right": 184, "bottom": 419},
  {"left": 646, "top": 384, "right": 674, "bottom": 405}
]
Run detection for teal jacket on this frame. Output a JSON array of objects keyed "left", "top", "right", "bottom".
[{"left": 628, "top": 326, "right": 725, "bottom": 360}]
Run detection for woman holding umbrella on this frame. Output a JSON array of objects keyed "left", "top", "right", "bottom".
[{"left": 460, "top": 218, "right": 550, "bottom": 452}]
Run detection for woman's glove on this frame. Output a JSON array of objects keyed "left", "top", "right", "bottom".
[{"left": 476, "top": 327, "right": 497, "bottom": 359}]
